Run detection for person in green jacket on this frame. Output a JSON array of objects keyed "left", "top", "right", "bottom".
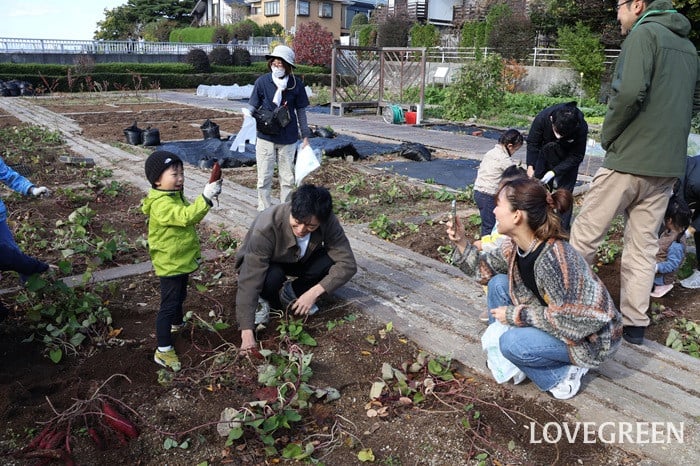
[
  {"left": 570, "top": 0, "right": 700, "bottom": 345},
  {"left": 141, "top": 151, "right": 222, "bottom": 371}
]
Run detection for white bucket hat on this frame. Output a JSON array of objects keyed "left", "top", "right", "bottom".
[{"left": 265, "top": 45, "right": 296, "bottom": 68}]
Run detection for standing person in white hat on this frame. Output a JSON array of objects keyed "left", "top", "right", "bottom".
[{"left": 243, "top": 45, "right": 312, "bottom": 211}]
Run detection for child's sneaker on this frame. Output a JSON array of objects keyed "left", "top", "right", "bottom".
[
  {"left": 549, "top": 366, "right": 588, "bottom": 400},
  {"left": 650, "top": 284, "right": 673, "bottom": 298},
  {"left": 154, "top": 348, "right": 181, "bottom": 371}
]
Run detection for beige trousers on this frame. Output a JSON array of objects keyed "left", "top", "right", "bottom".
[
  {"left": 570, "top": 168, "right": 675, "bottom": 327},
  {"left": 255, "top": 138, "right": 297, "bottom": 211}
]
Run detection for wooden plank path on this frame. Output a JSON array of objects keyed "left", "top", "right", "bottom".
[{"left": 0, "top": 95, "right": 697, "bottom": 465}]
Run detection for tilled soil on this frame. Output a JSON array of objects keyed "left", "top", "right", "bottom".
[{"left": 0, "top": 94, "right": 687, "bottom": 465}]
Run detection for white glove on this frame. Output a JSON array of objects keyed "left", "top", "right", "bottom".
[
  {"left": 241, "top": 107, "right": 252, "bottom": 117},
  {"left": 540, "top": 171, "right": 555, "bottom": 184},
  {"left": 30, "top": 186, "right": 50, "bottom": 197},
  {"left": 203, "top": 179, "right": 222, "bottom": 202}
]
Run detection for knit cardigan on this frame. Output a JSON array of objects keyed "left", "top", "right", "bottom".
[{"left": 453, "top": 237, "right": 622, "bottom": 368}]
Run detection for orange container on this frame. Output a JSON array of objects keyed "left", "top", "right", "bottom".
[{"left": 405, "top": 111, "right": 417, "bottom": 124}]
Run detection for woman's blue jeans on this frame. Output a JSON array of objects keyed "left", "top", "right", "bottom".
[{"left": 485, "top": 274, "right": 572, "bottom": 391}]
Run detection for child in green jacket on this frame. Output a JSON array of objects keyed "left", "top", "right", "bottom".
[{"left": 141, "top": 151, "right": 222, "bottom": 371}]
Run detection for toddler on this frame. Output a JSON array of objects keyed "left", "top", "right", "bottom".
[
  {"left": 141, "top": 151, "right": 222, "bottom": 371},
  {"left": 651, "top": 195, "right": 691, "bottom": 298}
]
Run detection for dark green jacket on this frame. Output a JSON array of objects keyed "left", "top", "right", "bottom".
[
  {"left": 141, "top": 189, "right": 210, "bottom": 277},
  {"left": 601, "top": 0, "right": 700, "bottom": 177}
]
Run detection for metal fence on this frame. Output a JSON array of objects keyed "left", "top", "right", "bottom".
[
  {"left": 426, "top": 47, "right": 622, "bottom": 66},
  {"left": 0, "top": 37, "right": 271, "bottom": 56},
  {"left": 0, "top": 37, "right": 624, "bottom": 67}
]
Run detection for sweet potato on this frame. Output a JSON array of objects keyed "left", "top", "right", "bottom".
[
  {"left": 87, "top": 428, "right": 104, "bottom": 450},
  {"left": 209, "top": 161, "right": 222, "bottom": 183},
  {"left": 102, "top": 401, "right": 138, "bottom": 439}
]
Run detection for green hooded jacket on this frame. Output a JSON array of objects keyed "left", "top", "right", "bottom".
[
  {"left": 601, "top": 0, "right": 700, "bottom": 178},
  {"left": 141, "top": 189, "right": 210, "bottom": 277}
]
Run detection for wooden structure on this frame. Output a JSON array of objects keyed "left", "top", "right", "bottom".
[{"left": 330, "top": 45, "right": 427, "bottom": 120}]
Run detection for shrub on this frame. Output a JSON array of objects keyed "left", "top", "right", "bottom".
[
  {"left": 410, "top": 23, "right": 440, "bottom": 47},
  {"left": 503, "top": 59, "right": 528, "bottom": 93},
  {"left": 142, "top": 19, "right": 179, "bottom": 42},
  {"left": 232, "top": 47, "right": 252, "bottom": 67},
  {"left": 231, "top": 19, "right": 260, "bottom": 39},
  {"left": 376, "top": 14, "right": 411, "bottom": 47},
  {"left": 209, "top": 46, "right": 232, "bottom": 66},
  {"left": 444, "top": 54, "right": 506, "bottom": 120},
  {"left": 489, "top": 13, "right": 534, "bottom": 61},
  {"left": 72, "top": 54, "right": 96, "bottom": 75},
  {"left": 349, "top": 13, "right": 369, "bottom": 39},
  {"left": 293, "top": 22, "right": 334, "bottom": 68},
  {"left": 357, "top": 24, "right": 376, "bottom": 47},
  {"left": 213, "top": 26, "right": 230, "bottom": 44},
  {"left": 170, "top": 27, "right": 213, "bottom": 44},
  {"left": 185, "top": 48, "right": 211, "bottom": 73},
  {"left": 261, "top": 22, "right": 284, "bottom": 37},
  {"left": 556, "top": 21, "right": 605, "bottom": 100},
  {"left": 547, "top": 81, "right": 578, "bottom": 98}
]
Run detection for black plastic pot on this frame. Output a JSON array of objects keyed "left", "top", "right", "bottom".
[
  {"left": 141, "top": 127, "right": 160, "bottom": 146},
  {"left": 123, "top": 121, "right": 143, "bottom": 145},
  {"left": 200, "top": 119, "right": 220, "bottom": 140}
]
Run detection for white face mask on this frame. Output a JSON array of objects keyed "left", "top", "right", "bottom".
[{"left": 271, "top": 66, "right": 286, "bottom": 78}]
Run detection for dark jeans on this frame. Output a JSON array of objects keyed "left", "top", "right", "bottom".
[
  {"left": 260, "top": 248, "right": 334, "bottom": 309},
  {"left": 474, "top": 190, "right": 496, "bottom": 237},
  {"left": 156, "top": 274, "right": 188, "bottom": 347}
]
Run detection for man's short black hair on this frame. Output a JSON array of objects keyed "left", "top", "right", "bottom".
[
  {"left": 551, "top": 107, "right": 579, "bottom": 139},
  {"left": 291, "top": 184, "right": 333, "bottom": 223}
]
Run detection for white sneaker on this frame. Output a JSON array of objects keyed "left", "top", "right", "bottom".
[
  {"left": 680, "top": 270, "right": 700, "bottom": 289},
  {"left": 255, "top": 298, "right": 270, "bottom": 325},
  {"left": 512, "top": 370, "right": 527, "bottom": 385},
  {"left": 549, "top": 366, "right": 589, "bottom": 400}
]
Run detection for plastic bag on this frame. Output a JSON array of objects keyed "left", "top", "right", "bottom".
[
  {"left": 481, "top": 320, "right": 525, "bottom": 384},
  {"left": 230, "top": 114, "right": 257, "bottom": 152},
  {"left": 295, "top": 144, "right": 321, "bottom": 185}
]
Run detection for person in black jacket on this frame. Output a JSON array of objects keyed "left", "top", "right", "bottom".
[
  {"left": 679, "top": 155, "right": 700, "bottom": 288},
  {"left": 526, "top": 102, "right": 588, "bottom": 230}
]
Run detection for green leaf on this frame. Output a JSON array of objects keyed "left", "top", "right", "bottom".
[
  {"left": 282, "top": 443, "right": 304, "bottom": 459},
  {"left": 49, "top": 348, "right": 62, "bottom": 363},
  {"left": 70, "top": 333, "right": 86, "bottom": 347},
  {"left": 358, "top": 448, "right": 375, "bottom": 462},
  {"left": 508, "top": 439, "right": 516, "bottom": 451},
  {"left": 195, "top": 283, "right": 208, "bottom": 292},
  {"left": 298, "top": 333, "right": 317, "bottom": 346}
]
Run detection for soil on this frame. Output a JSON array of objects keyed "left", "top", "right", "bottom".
[{"left": 0, "top": 95, "right": 696, "bottom": 465}]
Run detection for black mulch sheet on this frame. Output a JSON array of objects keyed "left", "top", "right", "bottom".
[{"left": 371, "top": 158, "right": 481, "bottom": 190}]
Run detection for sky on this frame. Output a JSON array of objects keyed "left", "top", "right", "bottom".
[{"left": 2, "top": 0, "right": 127, "bottom": 41}]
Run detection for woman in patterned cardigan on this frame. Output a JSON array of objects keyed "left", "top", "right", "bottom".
[{"left": 446, "top": 177, "right": 623, "bottom": 399}]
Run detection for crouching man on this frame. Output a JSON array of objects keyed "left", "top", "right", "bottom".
[{"left": 235, "top": 184, "right": 357, "bottom": 351}]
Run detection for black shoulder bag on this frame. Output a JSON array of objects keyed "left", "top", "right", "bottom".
[{"left": 253, "top": 103, "right": 291, "bottom": 136}]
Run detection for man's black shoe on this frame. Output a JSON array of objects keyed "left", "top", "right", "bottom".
[{"left": 622, "top": 326, "right": 645, "bottom": 345}]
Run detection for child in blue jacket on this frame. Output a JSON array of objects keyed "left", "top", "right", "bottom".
[{"left": 651, "top": 195, "right": 691, "bottom": 297}]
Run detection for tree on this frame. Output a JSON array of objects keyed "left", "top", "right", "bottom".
[
  {"left": 95, "top": 0, "right": 192, "bottom": 40},
  {"left": 376, "top": 14, "right": 412, "bottom": 47},
  {"left": 557, "top": 21, "right": 605, "bottom": 99},
  {"left": 410, "top": 23, "right": 440, "bottom": 48},
  {"left": 293, "top": 22, "right": 334, "bottom": 68}
]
